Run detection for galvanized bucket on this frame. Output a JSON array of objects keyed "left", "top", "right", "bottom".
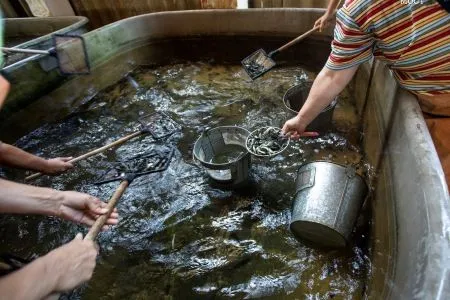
[
  {"left": 290, "top": 161, "right": 368, "bottom": 248},
  {"left": 283, "top": 82, "right": 337, "bottom": 133},
  {"left": 193, "top": 126, "right": 251, "bottom": 187}
]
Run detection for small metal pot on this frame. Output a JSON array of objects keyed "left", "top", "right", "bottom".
[
  {"left": 290, "top": 161, "right": 368, "bottom": 248},
  {"left": 283, "top": 83, "right": 337, "bottom": 133},
  {"left": 193, "top": 126, "right": 251, "bottom": 187}
]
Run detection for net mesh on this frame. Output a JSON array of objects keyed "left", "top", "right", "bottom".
[
  {"left": 95, "top": 147, "right": 174, "bottom": 185},
  {"left": 54, "top": 34, "right": 90, "bottom": 75},
  {"left": 241, "top": 49, "right": 276, "bottom": 80},
  {"left": 138, "top": 112, "right": 181, "bottom": 139}
]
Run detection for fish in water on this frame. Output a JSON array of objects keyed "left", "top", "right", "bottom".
[
  {"left": 246, "top": 127, "right": 288, "bottom": 156},
  {"left": 242, "top": 50, "right": 275, "bottom": 79},
  {"left": 243, "top": 60, "right": 265, "bottom": 78}
]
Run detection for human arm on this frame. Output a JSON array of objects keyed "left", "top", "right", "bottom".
[
  {"left": 0, "top": 142, "right": 73, "bottom": 175},
  {"left": 282, "top": 66, "right": 358, "bottom": 138},
  {"left": 284, "top": 3, "right": 374, "bottom": 137},
  {"left": 0, "top": 179, "right": 118, "bottom": 227},
  {"left": 0, "top": 233, "right": 97, "bottom": 300},
  {"left": 314, "top": 0, "right": 341, "bottom": 32}
]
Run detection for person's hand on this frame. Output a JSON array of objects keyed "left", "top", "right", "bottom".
[
  {"left": 314, "top": 12, "right": 334, "bottom": 32},
  {"left": 42, "top": 233, "right": 98, "bottom": 292},
  {"left": 43, "top": 157, "right": 74, "bottom": 175},
  {"left": 281, "top": 115, "right": 319, "bottom": 139},
  {"left": 0, "top": 75, "right": 10, "bottom": 110},
  {"left": 57, "top": 191, "right": 119, "bottom": 230}
]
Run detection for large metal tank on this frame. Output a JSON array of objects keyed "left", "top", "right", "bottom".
[{"left": 1, "top": 9, "right": 448, "bottom": 299}]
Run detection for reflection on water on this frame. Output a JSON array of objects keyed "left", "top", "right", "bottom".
[{"left": 0, "top": 62, "right": 370, "bottom": 299}]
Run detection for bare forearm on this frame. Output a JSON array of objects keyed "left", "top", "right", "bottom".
[
  {"left": 0, "top": 143, "right": 49, "bottom": 172},
  {"left": 0, "top": 179, "right": 60, "bottom": 216},
  {"left": 0, "top": 257, "right": 55, "bottom": 300},
  {"left": 297, "top": 65, "right": 358, "bottom": 128},
  {"left": 327, "top": 0, "right": 341, "bottom": 13}
]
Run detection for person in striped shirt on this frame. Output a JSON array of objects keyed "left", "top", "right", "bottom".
[{"left": 282, "top": 0, "right": 450, "bottom": 189}]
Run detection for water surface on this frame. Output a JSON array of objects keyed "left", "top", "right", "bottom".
[{"left": 0, "top": 61, "right": 370, "bottom": 299}]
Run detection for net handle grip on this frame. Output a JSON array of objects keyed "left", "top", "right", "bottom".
[
  {"left": 271, "top": 26, "right": 318, "bottom": 56},
  {"left": 84, "top": 180, "right": 129, "bottom": 241},
  {"left": 24, "top": 131, "right": 143, "bottom": 182}
]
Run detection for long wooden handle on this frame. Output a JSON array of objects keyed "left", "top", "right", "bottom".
[
  {"left": 274, "top": 27, "right": 318, "bottom": 54},
  {"left": 70, "top": 131, "right": 143, "bottom": 163},
  {"left": 42, "top": 181, "right": 128, "bottom": 299},
  {"left": 84, "top": 180, "right": 129, "bottom": 241},
  {"left": 25, "top": 131, "right": 142, "bottom": 182}
]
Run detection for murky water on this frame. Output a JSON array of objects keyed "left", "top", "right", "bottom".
[
  {"left": 210, "top": 145, "right": 247, "bottom": 164},
  {"left": 0, "top": 62, "right": 371, "bottom": 299}
]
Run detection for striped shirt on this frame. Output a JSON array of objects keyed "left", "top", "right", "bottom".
[{"left": 326, "top": 0, "right": 450, "bottom": 95}]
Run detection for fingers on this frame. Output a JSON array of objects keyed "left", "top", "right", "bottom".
[
  {"left": 83, "top": 204, "right": 119, "bottom": 224},
  {"left": 290, "top": 132, "right": 300, "bottom": 140},
  {"left": 59, "top": 157, "right": 74, "bottom": 162},
  {"left": 87, "top": 210, "right": 119, "bottom": 223},
  {"left": 86, "top": 196, "right": 109, "bottom": 215},
  {"left": 93, "top": 242, "right": 100, "bottom": 254},
  {"left": 79, "top": 215, "right": 95, "bottom": 227},
  {"left": 92, "top": 211, "right": 119, "bottom": 225},
  {"left": 281, "top": 129, "right": 319, "bottom": 140},
  {"left": 65, "top": 162, "right": 74, "bottom": 169},
  {"left": 101, "top": 225, "right": 112, "bottom": 231},
  {"left": 314, "top": 19, "right": 322, "bottom": 32},
  {"left": 105, "top": 217, "right": 119, "bottom": 225},
  {"left": 301, "top": 131, "right": 320, "bottom": 137},
  {"left": 281, "top": 123, "right": 289, "bottom": 135},
  {"left": 74, "top": 232, "right": 83, "bottom": 240},
  {"left": 45, "top": 158, "right": 74, "bottom": 174},
  {"left": 283, "top": 131, "right": 291, "bottom": 138},
  {"left": 79, "top": 213, "right": 119, "bottom": 228},
  {"left": 93, "top": 201, "right": 119, "bottom": 217},
  {"left": 62, "top": 158, "right": 74, "bottom": 169},
  {"left": 100, "top": 211, "right": 119, "bottom": 218}
]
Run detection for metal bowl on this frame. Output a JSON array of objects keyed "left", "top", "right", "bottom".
[{"left": 193, "top": 126, "right": 251, "bottom": 186}]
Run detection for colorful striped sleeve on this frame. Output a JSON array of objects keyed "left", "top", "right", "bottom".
[{"left": 325, "top": 7, "right": 375, "bottom": 70}]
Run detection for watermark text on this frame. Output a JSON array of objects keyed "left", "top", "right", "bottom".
[{"left": 400, "top": 0, "right": 425, "bottom": 4}]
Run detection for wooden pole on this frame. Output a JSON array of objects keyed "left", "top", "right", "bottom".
[
  {"left": 84, "top": 180, "right": 129, "bottom": 241},
  {"left": 25, "top": 131, "right": 142, "bottom": 182}
]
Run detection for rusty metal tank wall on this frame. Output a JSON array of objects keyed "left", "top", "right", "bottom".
[{"left": 3, "top": 9, "right": 449, "bottom": 299}]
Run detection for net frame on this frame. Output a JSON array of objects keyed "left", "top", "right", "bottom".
[
  {"left": 94, "top": 147, "right": 175, "bottom": 185},
  {"left": 52, "top": 34, "right": 91, "bottom": 75},
  {"left": 138, "top": 111, "right": 181, "bottom": 140},
  {"left": 241, "top": 49, "right": 276, "bottom": 80}
]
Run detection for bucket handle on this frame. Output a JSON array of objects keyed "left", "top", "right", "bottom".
[{"left": 295, "top": 165, "right": 316, "bottom": 193}]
